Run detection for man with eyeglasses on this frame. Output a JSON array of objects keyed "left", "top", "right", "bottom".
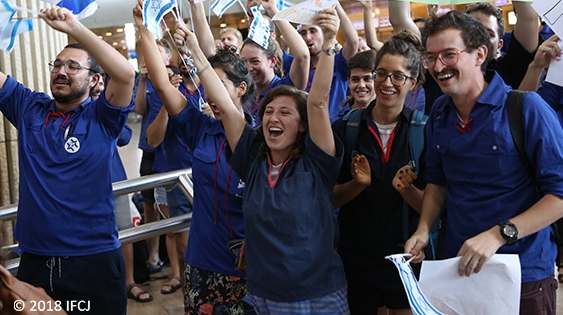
[
  {"left": 404, "top": 11, "right": 563, "bottom": 314},
  {"left": 0, "top": 7, "right": 135, "bottom": 314}
]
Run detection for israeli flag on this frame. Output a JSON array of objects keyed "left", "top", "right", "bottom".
[
  {"left": 0, "top": 1, "right": 16, "bottom": 28},
  {"left": 39, "top": 0, "right": 98, "bottom": 20},
  {"left": 0, "top": 18, "right": 34, "bottom": 52},
  {"left": 142, "top": 0, "right": 176, "bottom": 40},
  {"left": 211, "top": 0, "right": 236, "bottom": 18},
  {"left": 386, "top": 254, "right": 444, "bottom": 315}
]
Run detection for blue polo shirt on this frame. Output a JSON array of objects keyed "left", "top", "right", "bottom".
[
  {"left": 147, "top": 81, "right": 203, "bottom": 172},
  {"left": 286, "top": 51, "right": 348, "bottom": 122},
  {"left": 168, "top": 102, "right": 245, "bottom": 277},
  {"left": 227, "top": 126, "right": 347, "bottom": 302},
  {"left": 248, "top": 74, "right": 292, "bottom": 124},
  {"left": 426, "top": 71, "right": 563, "bottom": 283},
  {"left": 111, "top": 124, "right": 132, "bottom": 182},
  {"left": 0, "top": 75, "right": 133, "bottom": 256},
  {"left": 133, "top": 76, "right": 156, "bottom": 153}
]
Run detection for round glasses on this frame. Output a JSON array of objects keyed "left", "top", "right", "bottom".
[
  {"left": 373, "top": 70, "right": 413, "bottom": 86},
  {"left": 48, "top": 61, "right": 93, "bottom": 75},
  {"left": 422, "top": 49, "right": 468, "bottom": 69}
]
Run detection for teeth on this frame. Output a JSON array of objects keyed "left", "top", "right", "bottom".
[
  {"left": 356, "top": 91, "right": 367, "bottom": 96},
  {"left": 269, "top": 127, "right": 282, "bottom": 132},
  {"left": 438, "top": 73, "right": 454, "bottom": 80},
  {"left": 381, "top": 90, "right": 395, "bottom": 95}
]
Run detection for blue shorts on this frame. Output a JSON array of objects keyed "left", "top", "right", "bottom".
[
  {"left": 154, "top": 186, "right": 168, "bottom": 206},
  {"left": 166, "top": 184, "right": 192, "bottom": 233}
]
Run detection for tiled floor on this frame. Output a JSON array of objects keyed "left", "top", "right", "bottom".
[{"left": 119, "top": 116, "right": 563, "bottom": 314}]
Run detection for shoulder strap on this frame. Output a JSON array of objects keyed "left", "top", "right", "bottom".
[
  {"left": 506, "top": 90, "right": 534, "bottom": 175},
  {"left": 342, "top": 108, "right": 364, "bottom": 162},
  {"left": 407, "top": 109, "right": 428, "bottom": 175}
]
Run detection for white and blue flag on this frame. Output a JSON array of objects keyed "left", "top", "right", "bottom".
[
  {"left": 142, "top": 0, "right": 176, "bottom": 40},
  {"left": 39, "top": 0, "right": 98, "bottom": 20},
  {"left": 0, "top": 18, "right": 34, "bottom": 52}
]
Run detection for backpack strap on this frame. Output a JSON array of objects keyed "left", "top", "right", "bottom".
[
  {"left": 403, "top": 109, "right": 431, "bottom": 254},
  {"left": 506, "top": 90, "right": 534, "bottom": 175},
  {"left": 342, "top": 108, "right": 364, "bottom": 164},
  {"left": 407, "top": 109, "right": 428, "bottom": 175}
]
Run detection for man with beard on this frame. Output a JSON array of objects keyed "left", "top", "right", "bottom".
[
  {"left": 405, "top": 11, "right": 563, "bottom": 314},
  {"left": 0, "top": 7, "right": 134, "bottom": 314}
]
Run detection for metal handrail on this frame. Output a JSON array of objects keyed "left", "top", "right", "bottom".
[{"left": 2, "top": 168, "right": 194, "bottom": 272}]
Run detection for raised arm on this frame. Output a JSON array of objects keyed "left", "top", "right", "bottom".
[
  {"left": 190, "top": 0, "right": 216, "bottom": 57},
  {"left": 519, "top": 34, "right": 560, "bottom": 91},
  {"left": 261, "top": 0, "right": 309, "bottom": 90},
  {"left": 174, "top": 23, "right": 245, "bottom": 152},
  {"left": 308, "top": 7, "right": 338, "bottom": 155},
  {"left": 41, "top": 7, "right": 135, "bottom": 107},
  {"left": 133, "top": 1, "right": 187, "bottom": 116},
  {"left": 512, "top": 1, "right": 540, "bottom": 54},
  {"left": 335, "top": 1, "right": 358, "bottom": 61},
  {"left": 359, "top": 0, "right": 383, "bottom": 52},
  {"left": 134, "top": 64, "right": 148, "bottom": 114},
  {"left": 388, "top": 0, "right": 420, "bottom": 37},
  {"left": 146, "top": 106, "right": 168, "bottom": 148}
]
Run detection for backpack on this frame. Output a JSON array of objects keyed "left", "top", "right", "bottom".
[{"left": 342, "top": 108, "right": 440, "bottom": 259}]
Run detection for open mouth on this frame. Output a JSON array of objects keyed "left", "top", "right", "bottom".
[
  {"left": 269, "top": 127, "right": 283, "bottom": 138},
  {"left": 436, "top": 70, "right": 457, "bottom": 81}
]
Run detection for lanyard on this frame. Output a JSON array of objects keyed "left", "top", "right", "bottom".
[{"left": 367, "top": 124, "right": 398, "bottom": 163}]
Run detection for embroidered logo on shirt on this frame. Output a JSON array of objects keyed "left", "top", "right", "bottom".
[
  {"left": 65, "top": 137, "right": 80, "bottom": 154},
  {"left": 237, "top": 179, "right": 245, "bottom": 189}
]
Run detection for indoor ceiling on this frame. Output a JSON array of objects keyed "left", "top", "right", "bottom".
[{"left": 81, "top": 0, "right": 389, "bottom": 58}]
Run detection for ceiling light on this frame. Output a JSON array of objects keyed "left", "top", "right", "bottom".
[
  {"left": 105, "top": 32, "right": 112, "bottom": 36},
  {"left": 219, "top": 23, "right": 226, "bottom": 28},
  {"left": 241, "top": 19, "right": 245, "bottom": 23},
  {"left": 120, "top": 40, "right": 125, "bottom": 44},
  {"left": 112, "top": 42, "right": 118, "bottom": 46},
  {"left": 98, "top": 35, "right": 103, "bottom": 39},
  {"left": 116, "top": 28, "right": 124, "bottom": 33},
  {"left": 122, "top": 46, "right": 127, "bottom": 50}
]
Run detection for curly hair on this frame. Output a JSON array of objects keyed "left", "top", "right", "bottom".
[{"left": 208, "top": 46, "right": 257, "bottom": 108}]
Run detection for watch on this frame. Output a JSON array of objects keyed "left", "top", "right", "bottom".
[
  {"left": 498, "top": 220, "right": 518, "bottom": 246},
  {"left": 323, "top": 46, "right": 336, "bottom": 56}
]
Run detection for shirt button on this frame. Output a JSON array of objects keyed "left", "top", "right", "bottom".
[
  {"left": 492, "top": 145, "right": 497, "bottom": 150},
  {"left": 436, "top": 144, "right": 440, "bottom": 149}
]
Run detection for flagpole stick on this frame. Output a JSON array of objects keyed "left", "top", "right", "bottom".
[
  {"left": 189, "top": 6, "right": 194, "bottom": 33},
  {"left": 163, "top": 18, "right": 204, "bottom": 110},
  {"left": 13, "top": 5, "right": 42, "bottom": 16}
]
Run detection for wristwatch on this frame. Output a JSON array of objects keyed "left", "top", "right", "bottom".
[
  {"left": 498, "top": 220, "right": 518, "bottom": 246},
  {"left": 322, "top": 46, "right": 336, "bottom": 56}
]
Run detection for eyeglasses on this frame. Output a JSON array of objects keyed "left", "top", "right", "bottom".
[
  {"left": 373, "top": 70, "right": 413, "bottom": 86},
  {"left": 422, "top": 49, "right": 468, "bottom": 69},
  {"left": 48, "top": 61, "right": 93, "bottom": 75}
]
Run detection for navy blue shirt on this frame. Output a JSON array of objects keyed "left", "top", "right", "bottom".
[
  {"left": 0, "top": 75, "right": 133, "bottom": 256},
  {"left": 426, "top": 71, "right": 563, "bottom": 283},
  {"left": 228, "top": 126, "right": 347, "bottom": 301},
  {"left": 169, "top": 103, "right": 246, "bottom": 277}
]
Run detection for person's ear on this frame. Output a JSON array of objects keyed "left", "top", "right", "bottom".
[
  {"left": 476, "top": 45, "right": 488, "bottom": 67},
  {"left": 237, "top": 81, "right": 247, "bottom": 97},
  {"left": 269, "top": 55, "right": 278, "bottom": 69},
  {"left": 89, "top": 73, "right": 100, "bottom": 88}
]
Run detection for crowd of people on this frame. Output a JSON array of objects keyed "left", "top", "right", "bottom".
[{"left": 1, "top": 0, "right": 563, "bottom": 314}]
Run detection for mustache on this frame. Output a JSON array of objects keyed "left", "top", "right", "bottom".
[{"left": 53, "top": 75, "right": 70, "bottom": 84}]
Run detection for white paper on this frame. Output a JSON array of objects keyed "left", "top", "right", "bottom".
[
  {"left": 248, "top": 6, "right": 270, "bottom": 49},
  {"left": 545, "top": 40, "right": 563, "bottom": 87},
  {"left": 533, "top": 0, "right": 563, "bottom": 40},
  {"left": 420, "top": 254, "right": 521, "bottom": 315},
  {"left": 271, "top": 0, "right": 337, "bottom": 25}
]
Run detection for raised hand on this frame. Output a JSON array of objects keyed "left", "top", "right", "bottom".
[
  {"left": 39, "top": 7, "right": 80, "bottom": 34},
  {"left": 133, "top": 0, "right": 144, "bottom": 27},
  {"left": 314, "top": 7, "right": 340, "bottom": 43},
  {"left": 393, "top": 165, "right": 417, "bottom": 194},
  {"left": 351, "top": 155, "right": 371, "bottom": 187}
]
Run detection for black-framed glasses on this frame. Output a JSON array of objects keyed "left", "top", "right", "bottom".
[
  {"left": 422, "top": 49, "right": 468, "bottom": 69},
  {"left": 373, "top": 70, "right": 413, "bottom": 86},
  {"left": 48, "top": 61, "right": 93, "bottom": 75}
]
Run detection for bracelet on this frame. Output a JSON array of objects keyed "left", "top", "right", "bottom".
[{"left": 196, "top": 63, "right": 211, "bottom": 75}]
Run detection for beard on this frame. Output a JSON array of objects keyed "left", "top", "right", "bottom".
[{"left": 51, "top": 76, "right": 91, "bottom": 104}]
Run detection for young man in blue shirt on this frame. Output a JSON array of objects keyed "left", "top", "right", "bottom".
[
  {"left": 405, "top": 11, "right": 563, "bottom": 314},
  {"left": 0, "top": 7, "right": 135, "bottom": 314}
]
